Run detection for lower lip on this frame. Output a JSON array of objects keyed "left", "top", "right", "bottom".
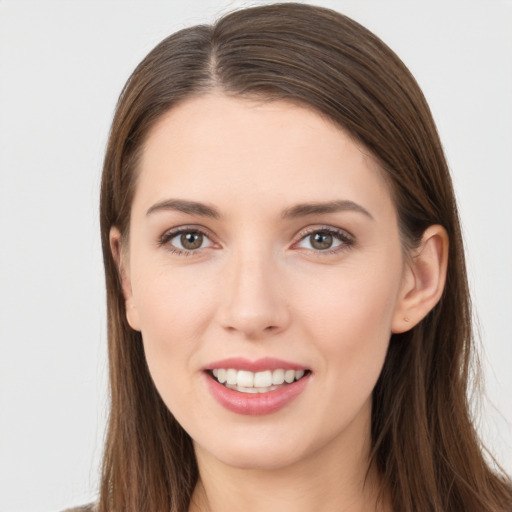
[{"left": 204, "top": 372, "right": 310, "bottom": 416}]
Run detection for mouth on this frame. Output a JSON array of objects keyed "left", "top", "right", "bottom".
[
  {"left": 207, "top": 368, "right": 310, "bottom": 394},
  {"left": 203, "top": 357, "right": 312, "bottom": 415}
]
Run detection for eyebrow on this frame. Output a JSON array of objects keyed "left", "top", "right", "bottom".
[
  {"left": 146, "top": 198, "right": 373, "bottom": 221},
  {"left": 281, "top": 200, "right": 374, "bottom": 220},
  {"left": 146, "top": 199, "right": 221, "bottom": 219}
]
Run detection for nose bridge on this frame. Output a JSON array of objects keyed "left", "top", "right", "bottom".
[{"left": 219, "top": 242, "right": 289, "bottom": 338}]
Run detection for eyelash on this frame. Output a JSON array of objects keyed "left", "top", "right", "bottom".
[
  {"left": 158, "top": 225, "right": 355, "bottom": 257},
  {"left": 158, "top": 226, "right": 215, "bottom": 257},
  {"left": 294, "top": 226, "right": 355, "bottom": 256}
]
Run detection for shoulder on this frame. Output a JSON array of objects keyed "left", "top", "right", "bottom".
[{"left": 61, "top": 504, "right": 97, "bottom": 512}]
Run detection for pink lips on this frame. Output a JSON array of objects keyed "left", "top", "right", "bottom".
[
  {"left": 204, "top": 357, "right": 308, "bottom": 373},
  {"left": 203, "top": 357, "right": 310, "bottom": 416}
]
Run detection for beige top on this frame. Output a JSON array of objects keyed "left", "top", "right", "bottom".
[{"left": 62, "top": 505, "right": 96, "bottom": 512}]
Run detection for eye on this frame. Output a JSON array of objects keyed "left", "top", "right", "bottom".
[
  {"left": 159, "top": 228, "right": 215, "bottom": 255},
  {"left": 295, "top": 227, "right": 354, "bottom": 253}
]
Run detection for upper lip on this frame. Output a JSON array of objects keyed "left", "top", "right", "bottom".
[{"left": 204, "top": 357, "right": 308, "bottom": 372}]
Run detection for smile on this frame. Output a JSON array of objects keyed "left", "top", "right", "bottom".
[
  {"left": 203, "top": 358, "right": 311, "bottom": 415},
  {"left": 211, "top": 368, "right": 307, "bottom": 394}
]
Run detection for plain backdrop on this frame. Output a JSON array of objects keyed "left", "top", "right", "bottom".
[{"left": 0, "top": 1, "right": 511, "bottom": 511}]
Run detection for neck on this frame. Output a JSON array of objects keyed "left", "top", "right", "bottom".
[{"left": 189, "top": 405, "right": 391, "bottom": 512}]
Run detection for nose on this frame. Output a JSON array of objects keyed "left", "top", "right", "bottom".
[{"left": 217, "top": 249, "right": 291, "bottom": 339}]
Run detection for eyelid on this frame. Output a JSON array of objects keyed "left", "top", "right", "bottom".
[
  {"left": 158, "top": 225, "right": 218, "bottom": 254},
  {"left": 292, "top": 225, "right": 355, "bottom": 253},
  {"left": 158, "top": 224, "right": 355, "bottom": 256}
]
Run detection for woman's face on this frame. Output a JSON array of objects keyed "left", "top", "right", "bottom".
[{"left": 118, "top": 94, "right": 412, "bottom": 471}]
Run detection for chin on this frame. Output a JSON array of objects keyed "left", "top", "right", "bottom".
[
  {"left": 194, "top": 434, "right": 309, "bottom": 471},
  {"left": 219, "top": 449, "right": 304, "bottom": 471}
]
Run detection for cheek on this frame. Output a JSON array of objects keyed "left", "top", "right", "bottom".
[
  {"left": 300, "top": 260, "right": 400, "bottom": 334},
  {"left": 135, "top": 263, "right": 215, "bottom": 338},
  {"left": 295, "top": 259, "right": 401, "bottom": 389},
  {"left": 131, "top": 265, "right": 216, "bottom": 396}
]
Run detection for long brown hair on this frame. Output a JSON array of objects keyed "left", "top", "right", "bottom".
[{"left": 98, "top": 3, "right": 512, "bottom": 511}]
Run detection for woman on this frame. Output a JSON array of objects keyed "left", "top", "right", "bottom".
[{"left": 73, "top": 3, "right": 512, "bottom": 511}]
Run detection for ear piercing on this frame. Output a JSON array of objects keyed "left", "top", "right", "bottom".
[{"left": 404, "top": 316, "right": 410, "bottom": 322}]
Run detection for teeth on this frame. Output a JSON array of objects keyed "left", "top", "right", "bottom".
[
  {"left": 284, "top": 369, "right": 295, "bottom": 383},
  {"left": 254, "top": 370, "right": 272, "bottom": 387},
  {"left": 217, "top": 368, "right": 227, "bottom": 383},
  {"left": 271, "top": 369, "right": 285, "bottom": 385},
  {"left": 226, "top": 384, "right": 281, "bottom": 394},
  {"left": 211, "top": 368, "right": 307, "bottom": 390},
  {"left": 237, "top": 370, "right": 254, "bottom": 387},
  {"left": 226, "top": 369, "right": 237, "bottom": 385}
]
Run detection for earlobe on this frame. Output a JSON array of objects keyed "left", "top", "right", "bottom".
[
  {"left": 109, "top": 227, "right": 141, "bottom": 331},
  {"left": 392, "top": 225, "right": 449, "bottom": 333}
]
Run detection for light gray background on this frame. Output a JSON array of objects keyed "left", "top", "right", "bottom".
[{"left": 0, "top": 1, "right": 510, "bottom": 511}]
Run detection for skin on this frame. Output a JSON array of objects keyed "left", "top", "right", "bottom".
[{"left": 111, "top": 94, "right": 448, "bottom": 512}]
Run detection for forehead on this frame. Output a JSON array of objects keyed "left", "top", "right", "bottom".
[{"left": 133, "top": 94, "right": 394, "bottom": 220}]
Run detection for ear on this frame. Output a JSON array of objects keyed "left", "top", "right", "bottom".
[
  {"left": 109, "top": 226, "right": 141, "bottom": 331},
  {"left": 391, "top": 225, "right": 449, "bottom": 333}
]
